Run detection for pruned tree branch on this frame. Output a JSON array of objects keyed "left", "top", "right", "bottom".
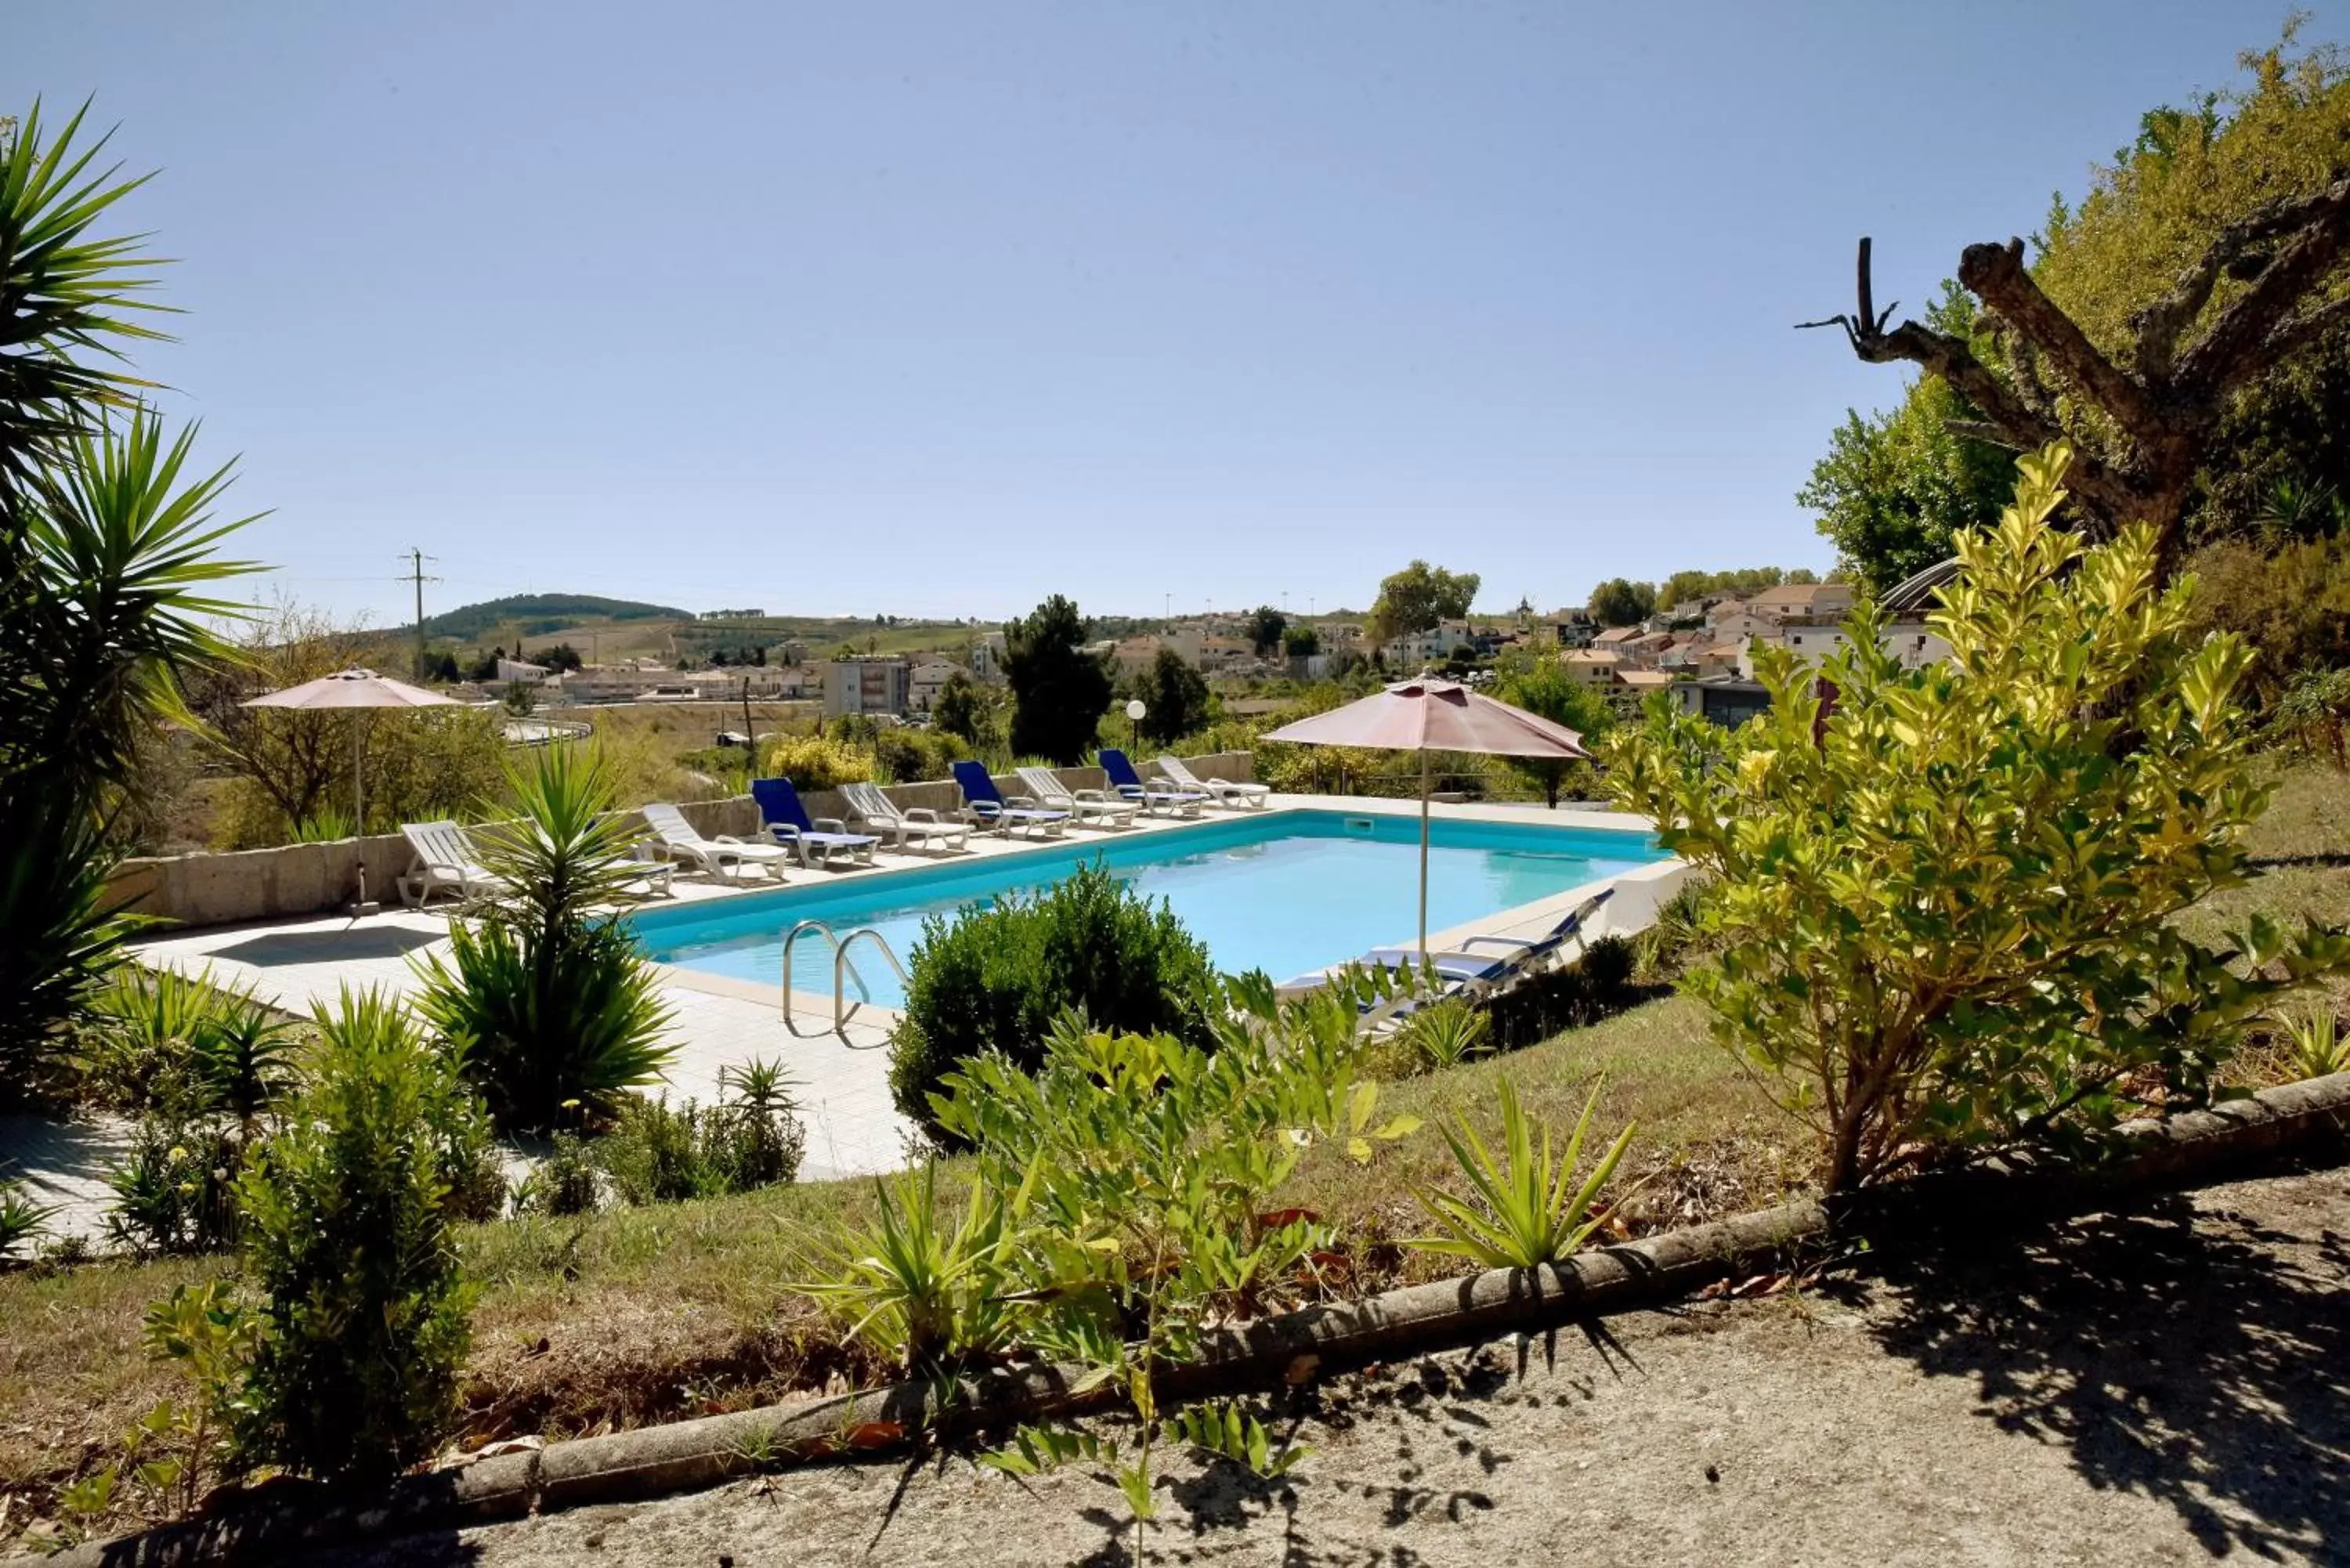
[
  {"left": 2128, "top": 179, "right": 2350, "bottom": 375},
  {"left": 1957, "top": 239, "right": 2166, "bottom": 443},
  {"left": 2173, "top": 175, "right": 2350, "bottom": 396}
]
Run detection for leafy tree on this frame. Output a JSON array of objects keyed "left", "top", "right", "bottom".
[
  {"left": 1802, "top": 29, "right": 2350, "bottom": 575},
  {"left": 1608, "top": 444, "right": 2350, "bottom": 1193},
  {"left": 1245, "top": 605, "right": 1288, "bottom": 657},
  {"left": 1, "top": 106, "right": 258, "bottom": 1102},
  {"left": 1004, "top": 594, "right": 1113, "bottom": 765},
  {"left": 932, "top": 669, "right": 984, "bottom": 742},
  {"left": 1366, "top": 560, "right": 1480, "bottom": 643},
  {"left": 539, "top": 643, "right": 584, "bottom": 674},
  {"left": 432, "top": 652, "right": 462, "bottom": 682},
  {"left": 1586, "top": 577, "right": 1657, "bottom": 627},
  {"left": 1491, "top": 652, "right": 1612, "bottom": 807},
  {"left": 1133, "top": 649, "right": 1212, "bottom": 748},
  {"left": 1801, "top": 374, "right": 2016, "bottom": 591},
  {"left": 1282, "top": 624, "right": 1321, "bottom": 656}
]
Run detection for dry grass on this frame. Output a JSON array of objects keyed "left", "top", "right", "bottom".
[{"left": 9, "top": 757, "right": 2349, "bottom": 1547}]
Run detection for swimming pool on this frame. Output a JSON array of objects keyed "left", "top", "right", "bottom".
[{"left": 630, "top": 809, "right": 1667, "bottom": 1008}]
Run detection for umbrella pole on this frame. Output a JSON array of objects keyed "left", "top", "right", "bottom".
[
  {"left": 352, "top": 716, "right": 365, "bottom": 835},
  {"left": 1418, "top": 745, "right": 1430, "bottom": 959}
]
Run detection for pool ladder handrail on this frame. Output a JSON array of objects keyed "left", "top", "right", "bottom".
[{"left": 779, "top": 918, "right": 909, "bottom": 1042}]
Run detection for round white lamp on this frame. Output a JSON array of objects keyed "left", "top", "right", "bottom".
[{"left": 1125, "top": 698, "right": 1146, "bottom": 750}]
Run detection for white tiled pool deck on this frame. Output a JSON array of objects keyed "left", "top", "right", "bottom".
[{"left": 8, "top": 795, "right": 1685, "bottom": 1238}]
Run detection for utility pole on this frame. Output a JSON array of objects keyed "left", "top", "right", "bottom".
[{"left": 400, "top": 547, "right": 439, "bottom": 680}]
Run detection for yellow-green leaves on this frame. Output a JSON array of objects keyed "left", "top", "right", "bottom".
[{"left": 1609, "top": 439, "right": 2350, "bottom": 1190}]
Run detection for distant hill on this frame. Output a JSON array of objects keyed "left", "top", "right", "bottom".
[{"left": 423, "top": 594, "right": 692, "bottom": 642}]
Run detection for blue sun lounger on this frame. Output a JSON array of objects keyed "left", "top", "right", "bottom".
[
  {"left": 951, "top": 761, "right": 1069, "bottom": 838},
  {"left": 751, "top": 777, "right": 880, "bottom": 868},
  {"left": 1098, "top": 749, "right": 1209, "bottom": 816}
]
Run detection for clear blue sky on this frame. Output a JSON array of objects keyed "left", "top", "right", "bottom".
[{"left": 13, "top": 2, "right": 2324, "bottom": 627}]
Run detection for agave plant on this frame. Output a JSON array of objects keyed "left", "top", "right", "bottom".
[
  {"left": 2276, "top": 1001, "right": 2350, "bottom": 1080},
  {"left": 1411, "top": 1079, "right": 1636, "bottom": 1270},
  {"left": 792, "top": 1161, "right": 1023, "bottom": 1375},
  {"left": 1396, "top": 999, "right": 1493, "bottom": 1072},
  {"left": 0, "top": 1175, "right": 55, "bottom": 1262},
  {"left": 413, "top": 742, "right": 674, "bottom": 1130}
]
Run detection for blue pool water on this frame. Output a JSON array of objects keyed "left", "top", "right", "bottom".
[{"left": 630, "top": 810, "right": 1665, "bottom": 1007}]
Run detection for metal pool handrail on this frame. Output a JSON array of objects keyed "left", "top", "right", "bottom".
[
  {"left": 833, "top": 928, "right": 910, "bottom": 1039},
  {"left": 779, "top": 918, "right": 907, "bottom": 1043}
]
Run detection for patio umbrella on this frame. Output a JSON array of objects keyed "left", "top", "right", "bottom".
[
  {"left": 1262, "top": 677, "right": 1591, "bottom": 957},
  {"left": 240, "top": 668, "right": 461, "bottom": 834}
]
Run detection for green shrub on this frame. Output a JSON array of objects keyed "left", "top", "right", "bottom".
[
  {"left": 1610, "top": 443, "right": 2350, "bottom": 1192},
  {"left": 599, "top": 1061, "right": 805, "bottom": 1205},
  {"left": 413, "top": 743, "right": 675, "bottom": 1131},
  {"left": 888, "top": 862, "right": 1220, "bottom": 1137},
  {"left": 872, "top": 726, "right": 970, "bottom": 784},
  {"left": 233, "top": 989, "right": 477, "bottom": 1484},
  {"left": 758, "top": 734, "right": 873, "bottom": 790},
  {"left": 517, "top": 1132, "right": 601, "bottom": 1216},
  {"left": 105, "top": 1112, "right": 244, "bottom": 1256},
  {"left": 1481, "top": 935, "right": 1647, "bottom": 1053}
]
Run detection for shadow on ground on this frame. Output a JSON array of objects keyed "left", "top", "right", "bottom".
[
  {"left": 1865, "top": 1191, "right": 2350, "bottom": 1560},
  {"left": 201, "top": 927, "right": 445, "bottom": 966}
]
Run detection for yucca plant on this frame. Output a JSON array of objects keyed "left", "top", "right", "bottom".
[
  {"left": 1395, "top": 998, "right": 1492, "bottom": 1072},
  {"left": 188, "top": 988, "right": 300, "bottom": 1136},
  {"left": 0, "top": 1175, "right": 54, "bottom": 1262},
  {"left": 2275, "top": 1001, "right": 2350, "bottom": 1080},
  {"left": 413, "top": 742, "right": 674, "bottom": 1130},
  {"left": 792, "top": 1161, "right": 1023, "bottom": 1375},
  {"left": 2, "top": 102, "right": 258, "bottom": 1104},
  {"left": 1411, "top": 1080, "right": 1636, "bottom": 1270}
]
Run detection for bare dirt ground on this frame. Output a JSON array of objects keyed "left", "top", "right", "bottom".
[{"left": 316, "top": 1165, "right": 2350, "bottom": 1568}]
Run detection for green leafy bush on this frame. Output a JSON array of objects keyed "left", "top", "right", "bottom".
[
  {"left": 233, "top": 989, "right": 477, "bottom": 1484},
  {"left": 888, "top": 862, "right": 1220, "bottom": 1136},
  {"left": 807, "top": 991, "right": 1414, "bottom": 1533},
  {"left": 516, "top": 1132, "right": 601, "bottom": 1216},
  {"left": 83, "top": 969, "right": 301, "bottom": 1129},
  {"left": 1480, "top": 935, "right": 1646, "bottom": 1053},
  {"left": 872, "top": 725, "right": 969, "bottom": 785},
  {"left": 105, "top": 1113, "right": 244, "bottom": 1256},
  {"left": 1609, "top": 443, "right": 2350, "bottom": 1191},
  {"left": 414, "top": 742, "right": 674, "bottom": 1131},
  {"left": 599, "top": 1061, "right": 805, "bottom": 1205}
]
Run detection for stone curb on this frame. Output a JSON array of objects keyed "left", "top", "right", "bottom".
[{"left": 20, "top": 1070, "right": 2349, "bottom": 1568}]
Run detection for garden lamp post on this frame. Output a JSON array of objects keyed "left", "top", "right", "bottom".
[{"left": 1126, "top": 697, "right": 1145, "bottom": 752}]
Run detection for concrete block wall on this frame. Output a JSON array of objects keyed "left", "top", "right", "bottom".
[{"left": 105, "top": 751, "right": 1259, "bottom": 930}]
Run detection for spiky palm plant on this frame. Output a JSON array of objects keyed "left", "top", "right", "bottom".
[
  {"left": 413, "top": 743, "right": 674, "bottom": 1130},
  {"left": 1411, "top": 1080, "right": 1636, "bottom": 1270},
  {"left": 0, "top": 103, "right": 258, "bottom": 1102}
]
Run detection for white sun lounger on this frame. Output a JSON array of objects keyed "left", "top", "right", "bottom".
[
  {"left": 1155, "top": 755, "right": 1271, "bottom": 810},
  {"left": 642, "top": 803, "right": 792, "bottom": 883},
  {"left": 1015, "top": 766, "right": 1139, "bottom": 829},
  {"left": 841, "top": 782, "right": 971, "bottom": 854},
  {"left": 396, "top": 820, "right": 514, "bottom": 908}
]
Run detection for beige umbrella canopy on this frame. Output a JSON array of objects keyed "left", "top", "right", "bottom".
[
  {"left": 1263, "top": 677, "right": 1591, "bottom": 957},
  {"left": 240, "top": 669, "right": 460, "bottom": 833}
]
